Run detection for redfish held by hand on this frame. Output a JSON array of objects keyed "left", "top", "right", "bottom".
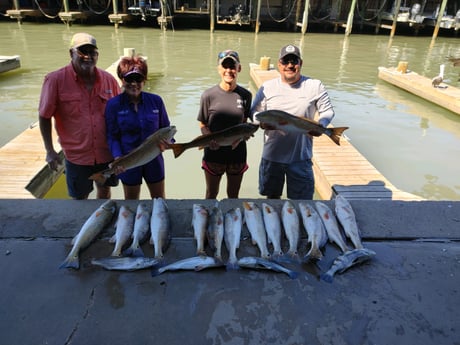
[
  {"left": 90, "top": 126, "right": 177, "bottom": 184},
  {"left": 170, "top": 123, "right": 259, "bottom": 158},
  {"left": 60, "top": 200, "right": 117, "bottom": 270},
  {"left": 255, "top": 110, "right": 348, "bottom": 146}
]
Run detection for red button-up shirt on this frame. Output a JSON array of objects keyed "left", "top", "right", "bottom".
[{"left": 39, "top": 63, "right": 121, "bottom": 165}]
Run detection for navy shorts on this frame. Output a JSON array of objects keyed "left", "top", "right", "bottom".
[
  {"left": 258, "top": 158, "right": 314, "bottom": 199},
  {"left": 118, "top": 155, "right": 165, "bottom": 186},
  {"left": 65, "top": 160, "right": 118, "bottom": 199}
]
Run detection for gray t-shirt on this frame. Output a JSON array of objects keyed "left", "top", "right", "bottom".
[{"left": 251, "top": 75, "right": 335, "bottom": 163}]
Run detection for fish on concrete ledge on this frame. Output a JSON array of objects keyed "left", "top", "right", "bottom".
[
  {"left": 89, "top": 126, "right": 177, "bottom": 184},
  {"left": 255, "top": 109, "right": 348, "bottom": 146},
  {"left": 60, "top": 200, "right": 117, "bottom": 270}
]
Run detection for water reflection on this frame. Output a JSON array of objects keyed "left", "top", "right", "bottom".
[{"left": 1, "top": 22, "right": 460, "bottom": 200}]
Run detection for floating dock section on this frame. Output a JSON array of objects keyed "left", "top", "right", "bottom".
[
  {"left": 0, "top": 55, "right": 21, "bottom": 73},
  {"left": 378, "top": 66, "right": 460, "bottom": 116},
  {"left": 249, "top": 63, "right": 422, "bottom": 201}
]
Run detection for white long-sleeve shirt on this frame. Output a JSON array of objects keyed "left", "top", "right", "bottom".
[{"left": 251, "top": 75, "right": 335, "bottom": 163}]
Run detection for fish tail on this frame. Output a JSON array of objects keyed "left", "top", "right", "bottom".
[
  {"left": 328, "top": 127, "right": 349, "bottom": 146},
  {"left": 170, "top": 143, "right": 186, "bottom": 158},
  {"left": 59, "top": 254, "right": 80, "bottom": 270},
  {"left": 226, "top": 261, "right": 240, "bottom": 271},
  {"left": 304, "top": 246, "right": 323, "bottom": 262},
  {"left": 123, "top": 246, "right": 145, "bottom": 257},
  {"left": 279, "top": 251, "right": 300, "bottom": 264},
  {"left": 151, "top": 262, "right": 167, "bottom": 277},
  {"left": 197, "top": 250, "right": 207, "bottom": 257},
  {"left": 89, "top": 172, "right": 107, "bottom": 184},
  {"left": 288, "top": 270, "right": 300, "bottom": 280},
  {"left": 320, "top": 272, "right": 334, "bottom": 283}
]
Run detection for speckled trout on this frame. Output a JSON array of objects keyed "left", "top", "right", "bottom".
[
  {"left": 298, "top": 202, "right": 328, "bottom": 261},
  {"left": 281, "top": 200, "right": 300, "bottom": 262},
  {"left": 255, "top": 110, "right": 348, "bottom": 146},
  {"left": 60, "top": 200, "right": 117, "bottom": 270},
  {"left": 224, "top": 208, "right": 242, "bottom": 270},
  {"left": 110, "top": 205, "right": 135, "bottom": 257},
  {"left": 320, "top": 248, "right": 376, "bottom": 283},
  {"left": 90, "top": 126, "right": 177, "bottom": 184},
  {"left": 192, "top": 204, "right": 209, "bottom": 256},
  {"left": 150, "top": 197, "right": 171, "bottom": 260},
  {"left": 334, "top": 194, "right": 364, "bottom": 249},
  {"left": 170, "top": 123, "right": 259, "bottom": 158},
  {"left": 261, "top": 203, "right": 283, "bottom": 260},
  {"left": 242, "top": 201, "right": 270, "bottom": 259},
  {"left": 207, "top": 202, "right": 224, "bottom": 261},
  {"left": 124, "top": 202, "right": 151, "bottom": 257},
  {"left": 92, "top": 256, "right": 160, "bottom": 271},
  {"left": 315, "top": 201, "right": 349, "bottom": 253},
  {"left": 151, "top": 256, "right": 224, "bottom": 276}
]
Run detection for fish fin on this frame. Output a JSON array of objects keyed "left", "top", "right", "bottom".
[
  {"left": 59, "top": 254, "right": 80, "bottom": 270},
  {"left": 278, "top": 252, "right": 300, "bottom": 264},
  {"left": 320, "top": 272, "right": 334, "bottom": 283},
  {"left": 305, "top": 246, "right": 323, "bottom": 262},
  {"left": 88, "top": 171, "right": 108, "bottom": 184},
  {"left": 197, "top": 250, "right": 207, "bottom": 257},
  {"left": 327, "top": 127, "right": 349, "bottom": 146},
  {"left": 170, "top": 143, "right": 185, "bottom": 158}
]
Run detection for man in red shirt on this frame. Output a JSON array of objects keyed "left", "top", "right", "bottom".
[{"left": 39, "top": 32, "right": 121, "bottom": 199}]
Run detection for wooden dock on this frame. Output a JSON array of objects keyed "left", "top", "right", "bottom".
[
  {"left": 0, "top": 124, "right": 63, "bottom": 199},
  {"left": 378, "top": 66, "right": 460, "bottom": 115},
  {"left": 249, "top": 63, "right": 422, "bottom": 200},
  {"left": 0, "top": 55, "right": 21, "bottom": 73}
]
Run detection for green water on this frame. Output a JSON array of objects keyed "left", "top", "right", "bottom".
[{"left": 1, "top": 21, "right": 460, "bottom": 200}]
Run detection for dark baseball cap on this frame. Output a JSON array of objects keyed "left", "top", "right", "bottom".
[{"left": 279, "top": 45, "right": 301, "bottom": 59}]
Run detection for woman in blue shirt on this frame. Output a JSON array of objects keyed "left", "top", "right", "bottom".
[{"left": 105, "top": 56, "right": 171, "bottom": 199}]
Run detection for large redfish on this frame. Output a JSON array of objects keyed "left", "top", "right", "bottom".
[
  {"left": 90, "top": 126, "right": 177, "bottom": 184},
  {"left": 169, "top": 123, "right": 259, "bottom": 158},
  {"left": 255, "top": 110, "right": 348, "bottom": 145}
]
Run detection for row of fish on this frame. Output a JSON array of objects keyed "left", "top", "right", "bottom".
[
  {"left": 60, "top": 195, "right": 375, "bottom": 282},
  {"left": 89, "top": 109, "right": 348, "bottom": 184}
]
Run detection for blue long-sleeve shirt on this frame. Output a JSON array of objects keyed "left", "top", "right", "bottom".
[{"left": 105, "top": 91, "right": 170, "bottom": 159}]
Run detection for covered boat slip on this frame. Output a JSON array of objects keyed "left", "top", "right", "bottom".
[
  {"left": 0, "top": 198, "right": 459, "bottom": 344},
  {"left": 378, "top": 66, "right": 460, "bottom": 116},
  {"left": 249, "top": 63, "right": 422, "bottom": 201}
]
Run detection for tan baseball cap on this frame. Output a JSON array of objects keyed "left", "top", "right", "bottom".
[{"left": 70, "top": 33, "right": 97, "bottom": 49}]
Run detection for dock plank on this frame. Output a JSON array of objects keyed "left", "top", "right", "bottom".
[
  {"left": 0, "top": 124, "right": 63, "bottom": 199},
  {"left": 377, "top": 66, "right": 460, "bottom": 115},
  {"left": 250, "top": 63, "right": 423, "bottom": 201}
]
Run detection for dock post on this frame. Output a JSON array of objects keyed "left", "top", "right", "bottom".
[
  {"left": 390, "top": 0, "right": 402, "bottom": 38},
  {"left": 210, "top": 0, "right": 215, "bottom": 32},
  {"left": 345, "top": 0, "right": 357, "bottom": 36},
  {"left": 255, "top": 0, "right": 262, "bottom": 33},
  {"left": 112, "top": 0, "right": 119, "bottom": 28},
  {"left": 300, "top": 0, "right": 309, "bottom": 34},
  {"left": 431, "top": 0, "right": 448, "bottom": 40}
]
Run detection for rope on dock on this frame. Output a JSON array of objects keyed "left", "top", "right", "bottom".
[
  {"left": 33, "top": 0, "right": 62, "bottom": 19},
  {"left": 266, "top": 0, "right": 297, "bottom": 23}
]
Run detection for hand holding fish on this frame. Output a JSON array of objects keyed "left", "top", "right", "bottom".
[
  {"left": 46, "top": 149, "right": 62, "bottom": 171},
  {"left": 109, "top": 158, "right": 125, "bottom": 175},
  {"left": 259, "top": 122, "right": 277, "bottom": 130}
]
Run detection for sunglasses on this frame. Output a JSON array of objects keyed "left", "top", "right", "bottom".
[
  {"left": 74, "top": 47, "right": 99, "bottom": 58},
  {"left": 280, "top": 56, "right": 300, "bottom": 66},
  {"left": 218, "top": 50, "right": 239, "bottom": 61},
  {"left": 124, "top": 74, "right": 145, "bottom": 83}
]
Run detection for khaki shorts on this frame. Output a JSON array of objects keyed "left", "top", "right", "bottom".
[{"left": 202, "top": 160, "right": 248, "bottom": 177}]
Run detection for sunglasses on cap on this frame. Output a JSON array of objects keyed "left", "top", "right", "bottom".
[
  {"left": 124, "top": 73, "right": 145, "bottom": 83},
  {"left": 218, "top": 50, "right": 239, "bottom": 60},
  {"left": 279, "top": 56, "right": 300, "bottom": 66}
]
